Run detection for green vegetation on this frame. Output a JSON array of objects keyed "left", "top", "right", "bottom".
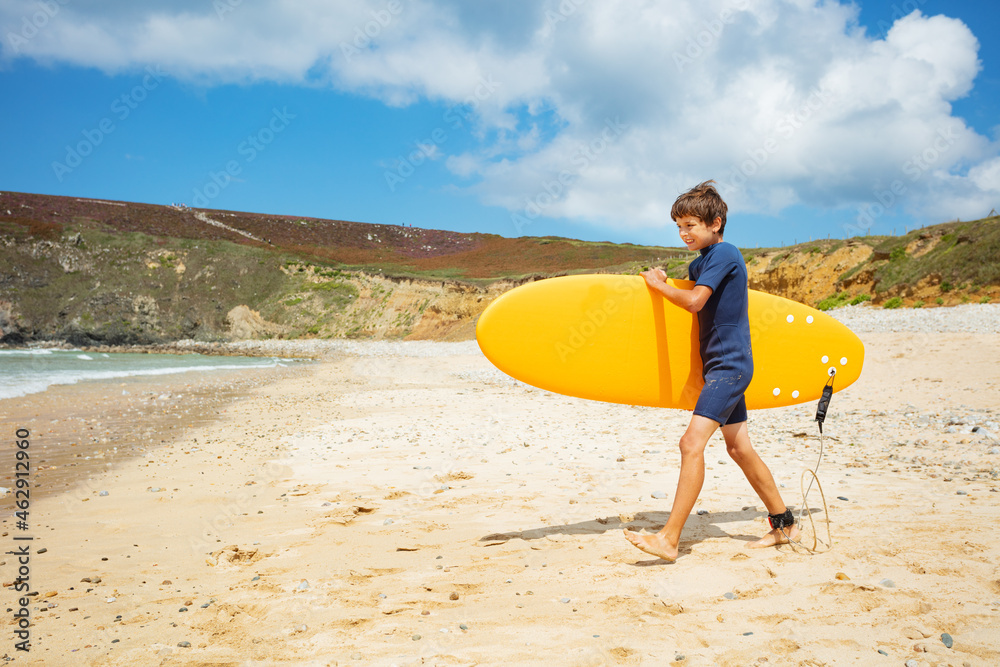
[
  {"left": 305, "top": 280, "right": 358, "bottom": 308},
  {"left": 817, "top": 292, "right": 852, "bottom": 311},
  {"left": 3, "top": 192, "right": 998, "bottom": 344},
  {"left": 817, "top": 292, "right": 872, "bottom": 311},
  {"left": 836, "top": 260, "right": 868, "bottom": 284},
  {"left": 1, "top": 225, "right": 357, "bottom": 343},
  {"left": 869, "top": 218, "right": 1000, "bottom": 294},
  {"left": 882, "top": 297, "right": 904, "bottom": 309}
]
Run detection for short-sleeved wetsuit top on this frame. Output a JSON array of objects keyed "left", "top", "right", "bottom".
[{"left": 688, "top": 241, "right": 753, "bottom": 425}]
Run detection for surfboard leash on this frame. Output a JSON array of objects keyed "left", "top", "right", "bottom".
[{"left": 781, "top": 370, "right": 835, "bottom": 554}]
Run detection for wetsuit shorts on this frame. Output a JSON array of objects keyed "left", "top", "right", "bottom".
[
  {"left": 693, "top": 324, "right": 752, "bottom": 426},
  {"left": 694, "top": 366, "right": 750, "bottom": 426}
]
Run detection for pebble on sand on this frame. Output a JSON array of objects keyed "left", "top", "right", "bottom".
[
  {"left": 941, "top": 632, "right": 954, "bottom": 648},
  {"left": 878, "top": 579, "right": 896, "bottom": 588}
]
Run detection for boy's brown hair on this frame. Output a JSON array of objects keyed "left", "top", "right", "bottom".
[{"left": 671, "top": 180, "right": 728, "bottom": 236}]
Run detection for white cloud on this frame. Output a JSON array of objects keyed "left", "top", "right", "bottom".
[
  {"left": 969, "top": 157, "right": 1000, "bottom": 193},
  {"left": 2, "top": 0, "right": 996, "bottom": 230}
]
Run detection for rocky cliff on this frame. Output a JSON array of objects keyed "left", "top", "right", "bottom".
[
  {"left": 0, "top": 231, "right": 515, "bottom": 345},
  {"left": 2, "top": 191, "right": 997, "bottom": 346}
]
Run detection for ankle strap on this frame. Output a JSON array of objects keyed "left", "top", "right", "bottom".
[{"left": 768, "top": 508, "right": 794, "bottom": 530}]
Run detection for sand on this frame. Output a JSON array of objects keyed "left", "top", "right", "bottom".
[
  {"left": 0, "top": 365, "right": 306, "bottom": 503},
  {"left": 3, "top": 330, "right": 999, "bottom": 666}
]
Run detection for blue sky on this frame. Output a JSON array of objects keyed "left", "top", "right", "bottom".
[{"left": 1, "top": 0, "right": 998, "bottom": 249}]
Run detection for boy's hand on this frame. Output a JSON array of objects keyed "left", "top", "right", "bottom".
[{"left": 640, "top": 268, "right": 667, "bottom": 287}]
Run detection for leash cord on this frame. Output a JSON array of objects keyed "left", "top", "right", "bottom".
[{"left": 780, "top": 372, "right": 835, "bottom": 554}]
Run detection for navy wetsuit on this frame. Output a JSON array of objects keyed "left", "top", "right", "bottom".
[{"left": 689, "top": 242, "right": 753, "bottom": 426}]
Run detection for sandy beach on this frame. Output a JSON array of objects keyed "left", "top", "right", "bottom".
[{"left": 3, "top": 307, "right": 1000, "bottom": 666}]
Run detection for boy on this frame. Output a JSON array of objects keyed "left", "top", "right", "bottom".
[{"left": 623, "top": 180, "right": 797, "bottom": 561}]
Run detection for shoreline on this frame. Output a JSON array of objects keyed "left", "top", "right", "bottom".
[
  {"left": 3, "top": 310, "right": 999, "bottom": 665},
  {"left": 0, "top": 363, "right": 311, "bottom": 511},
  {"left": 0, "top": 340, "right": 330, "bottom": 360},
  {"left": 0, "top": 301, "right": 996, "bottom": 360}
]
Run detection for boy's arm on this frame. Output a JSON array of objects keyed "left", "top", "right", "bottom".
[{"left": 640, "top": 268, "right": 712, "bottom": 313}]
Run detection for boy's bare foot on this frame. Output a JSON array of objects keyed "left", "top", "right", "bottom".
[
  {"left": 623, "top": 529, "right": 678, "bottom": 561},
  {"left": 748, "top": 523, "right": 799, "bottom": 548}
]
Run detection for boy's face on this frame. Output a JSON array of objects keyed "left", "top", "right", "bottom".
[{"left": 675, "top": 215, "right": 723, "bottom": 251}]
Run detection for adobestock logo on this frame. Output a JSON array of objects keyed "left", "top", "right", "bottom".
[
  {"left": 672, "top": 0, "right": 751, "bottom": 72},
  {"left": 4, "top": 0, "right": 70, "bottom": 54},
  {"left": 213, "top": 0, "right": 243, "bottom": 21},
  {"left": 718, "top": 85, "right": 834, "bottom": 197},
  {"left": 510, "top": 116, "right": 630, "bottom": 234},
  {"left": 50, "top": 66, "right": 168, "bottom": 183},
  {"left": 188, "top": 107, "right": 296, "bottom": 207},
  {"left": 541, "top": 0, "right": 589, "bottom": 31},
  {"left": 383, "top": 75, "right": 501, "bottom": 193},
  {"left": 846, "top": 124, "right": 961, "bottom": 238},
  {"left": 339, "top": 0, "right": 406, "bottom": 62},
  {"left": 873, "top": 0, "right": 928, "bottom": 39},
  {"left": 554, "top": 282, "right": 632, "bottom": 364}
]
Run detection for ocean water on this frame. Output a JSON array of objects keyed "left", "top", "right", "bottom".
[{"left": 0, "top": 348, "right": 302, "bottom": 400}]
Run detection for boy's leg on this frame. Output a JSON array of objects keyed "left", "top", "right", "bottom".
[
  {"left": 623, "top": 415, "right": 718, "bottom": 561},
  {"left": 720, "top": 420, "right": 799, "bottom": 547}
]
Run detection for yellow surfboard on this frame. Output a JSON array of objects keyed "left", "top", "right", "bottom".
[{"left": 476, "top": 275, "right": 864, "bottom": 410}]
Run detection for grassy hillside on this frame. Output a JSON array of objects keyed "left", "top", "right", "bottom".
[
  {"left": 743, "top": 215, "right": 1000, "bottom": 309},
  {"left": 0, "top": 191, "right": 693, "bottom": 343},
  {"left": 0, "top": 191, "right": 687, "bottom": 282},
  {"left": 1, "top": 191, "right": 997, "bottom": 344},
  {"left": 865, "top": 217, "right": 1000, "bottom": 294}
]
